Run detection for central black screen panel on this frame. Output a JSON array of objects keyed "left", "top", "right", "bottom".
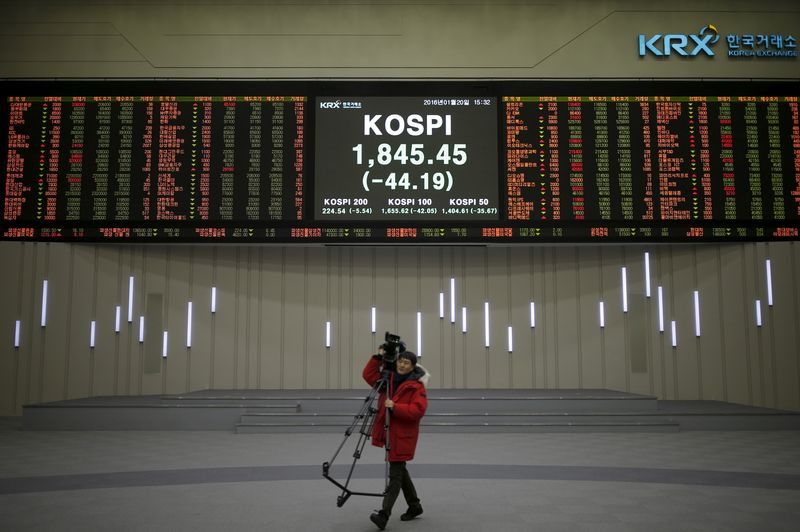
[
  {"left": 1, "top": 80, "right": 798, "bottom": 243},
  {"left": 314, "top": 96, "right": 498, "bottom": 221}
]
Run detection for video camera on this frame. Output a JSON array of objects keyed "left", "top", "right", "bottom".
[{"left": 379, "top": 331, "right": 406, "bottom": 364}]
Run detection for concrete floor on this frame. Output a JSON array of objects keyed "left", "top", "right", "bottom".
[{"left": 1, "top": 424, "right": 799, "bottom": 531}]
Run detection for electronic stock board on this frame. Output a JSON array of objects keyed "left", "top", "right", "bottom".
[{"left": 2, "top": 80, "right": 798, "bottom": 243}]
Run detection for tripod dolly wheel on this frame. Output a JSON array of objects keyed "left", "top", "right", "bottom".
[{"left": 336, "top": 491, "right": 352, "bottom": 507}]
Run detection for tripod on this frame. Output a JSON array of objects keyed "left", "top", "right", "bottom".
[{"left": 322, "top": 365, "right": 393, "bottom": 507}]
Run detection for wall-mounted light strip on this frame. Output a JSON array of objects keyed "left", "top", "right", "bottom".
[
  {"left": 530, "top": 302, "right": 536, "bottom": 328},
  {"left": 450, "top": 278, "right": 456, "bottom": 323},
  {"left": 127, "top": 276, "right": 134, "bottom": 322},
  {"left": 599, "top": 301, "right": 605, "bottom": 328},
  {"left": 417, "top": 312, "right": 422, "bottom": 357},
  {"left": 162, "top": 331, "right": 168, "bottom": 358},
  {"left": 439, "top": 293, "right": 444, "bottom": 319},
  {"left": 115, "top": 306, "right": 121, "bottom": 333},
  {"left": 14, "top": 320, "right": 21, "bottom": 348},
  {"left": 621, "top": 267, "right": 628, "bottom": 313},
  {"left": 41, "top": 279, "right": 48, "bottom": 327},
  {"left": 211, "top": 286, "right": 217, "bottom": 313},
  {"left": 755, "top": 300, "right": 763, "bottom": 327},
  {"left": 507, "top": 326, "right": 513, "bottom": 353},
  {"left": 371, "top": 307, "right": 376, "bottom": 333},
  {"left": 326, "top": 321, "right": 331, "bottom": 348},
  {"left": 644, "top": 252, "right": 651, "bottom": 298},
  {"left": 484, "top": 302, "right": 490, "bottom": 347},
  {"left": 186, "top": 301, "right": 193, "bottom": 348},
  {"left": 766, "top": 259, "right": 773, "bottom": 307},
  {"left": 657, "top": 286, "right": 665, "bottom": 333},
  {"left": 90, "top": 321, "right": 96, "bottom": 348},
  {"left": 671, "top": 321, "right": 677, "bottom": 348},
  {"left": 693, "top": 291, "right": 701, "bottom": 337},
  {"left": 461, "top": 307, "right": 467, "bottom": 333},
  {"left": 138, "top": 316, "right": 144, "bottom": 343}
]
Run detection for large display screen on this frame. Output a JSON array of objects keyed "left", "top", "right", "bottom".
[
  {"left": 1, "top": 80, "right": 798, "bottom": 243},
  {"left": 314, "top": 96, "right": 498, "bottom": 221},
  {"left": 4, "top": 95, "right": 304, "bottom": 236},
  {"left": 504, "top": 96, "right": 800, "bottom": 230}
]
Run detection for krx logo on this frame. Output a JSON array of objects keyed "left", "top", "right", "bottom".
[
  {"left": 320, "top": 100, "right": 342, "bottom": 109},
  {"left": 639, "top": 25, "right": 720, "bottom": 57}
]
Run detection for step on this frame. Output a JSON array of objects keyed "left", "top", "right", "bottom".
[
  {"left": 235, "top": 420, "right": 680, "bottom": 434},
  {"left": 239, "top": 413, "right": 355, "bottom": 424},
  {"left": 302, "top": 397, "right": 658, "bottom": 414},
  {"left": 239, "top": 411, "right": 668, "bottom": 425},
  {"left": 244, "top": 404, "right": 301, "bottom": 413},
  {"left": 161, "top": 396, "right": 301, "bottom": 409}
]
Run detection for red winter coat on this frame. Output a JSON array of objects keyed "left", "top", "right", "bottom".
[{"left": 362, "top": 356, "right": 428, "bottom": 462}]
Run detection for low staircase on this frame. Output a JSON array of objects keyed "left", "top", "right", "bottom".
[
  {"left": 21, "top": 389, "right": 800, "bottom": 432},
  {"left": 234, "top": 389, "right": 679, "bottom": 433}
]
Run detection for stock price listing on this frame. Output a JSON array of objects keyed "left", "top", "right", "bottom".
[
  {"left": 3, "top": 81, "right": 799, "bottom": 244},
  {"left": 314, "top": 97, "right": 499, "bottom": 220},
  {"left": 504, "top": 95, "right": 800, "bottom": 236},
  {"left": 2, "top": 94, "right": 305, "bottom": 241}
]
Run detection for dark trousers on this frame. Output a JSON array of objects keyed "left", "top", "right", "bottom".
[{"left": 382, "top": 461, "right": 420, "bottom": 515}]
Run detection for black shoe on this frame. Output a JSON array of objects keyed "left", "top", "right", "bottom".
[
  {"left": 400, "top": 505, "right": 423, "bottom": 521},
  {"left": 370, "top": 510, "right": 389, "bottom": 530}
]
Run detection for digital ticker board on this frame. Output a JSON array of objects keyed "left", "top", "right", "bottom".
[
  {"left": 1, "top": 80, "right": 798, "bottom": 243},
  {"left": 314, "top": 96, "right": 499, "bottom": 221}
]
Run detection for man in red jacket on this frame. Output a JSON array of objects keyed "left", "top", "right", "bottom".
[{"left": 363, "top": 348, "right": 429, "bottom": 530}]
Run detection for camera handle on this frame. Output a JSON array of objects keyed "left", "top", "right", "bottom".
[{"left": 322, "top": 366, "right": 393, "bottom": 507}]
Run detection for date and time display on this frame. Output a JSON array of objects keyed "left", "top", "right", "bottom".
[{"left": 314, "top": 97, "right": 499, "bottom": 220}]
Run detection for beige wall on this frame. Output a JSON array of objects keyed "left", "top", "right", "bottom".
[
  {"left": 0, "top": 0, "right": 798, "bottom": 78},
  {"left": 1, "top": 1, "right": 799, "bottom": 413},
  {"left": 1, "top": 241, "right": 799, "bottom": 414}
]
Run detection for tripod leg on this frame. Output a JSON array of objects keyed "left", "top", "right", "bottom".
[
  {"left": 322, "top": 372, "right": 391, "bottom": 505},
  {"left": 326, "top": 385, "right": 381, "bottom": 467},
  {"left": 383, "top": 384, "right": 392, "bottom": 493},
  {"left": 341, "top": 431, "right": 369, "bottom": 489}
]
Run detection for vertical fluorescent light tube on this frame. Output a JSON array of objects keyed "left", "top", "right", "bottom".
[
  {"left": 621, "top": 267, "right": 628, "bottom": 313},
  {"left": 127, "top": 276, "right": 134, "bottom": 322},
  {"left": 14, "top": 320, "right": 21, "bottom": 348},
  {"left": 644, "top": 252, "right": 651, "bottom": 298},
  {"left": 162, "top": 331, "right": 168, "bottom": 358},
  {"left": 450, "top": 278, "right": 456, "bottom": 323},
  {"left": 507, "top": 326, "right": 513, "bottom": 353},
  {"left": 115, "top": 305, "right": 121, "bottom": 333},
  {"left": 417, "top": 312, "right": 422, "bottom": 357},
  {"left": 439, "top": 293, "right": 444, "bottom": 319},
  {"left": 599, "top": 301, "right": 605, "bottom": 328},
  {"left": 671, "top": 321, "right": 677, "bottom": 348},
  {"left": 138, "top": 316, "right": 145, "bottom": 343},
  {"left": 530, "top": 302, "right": 536, "bottom": 328},
  {"left": 41, "top": 280, "right": 48, "bottom": 327},
  {"left": 186, "top": 301, "right": 193, "bottom": 348},
  {"left": 90, "top": 321, "right": 96, "bottom": 348},
  {"left": 755, "top": 300, "right": 762, "bottom": 327},
  {"left": 766, "top": 259, "right": 773, "bottom": 307},
  {"left": 461, "top": 307, "right": 467, "bottom": 333},
  {"left": 484, "top": 302, "right": 490, "bottom": 347},
  {"left": 325, "top": 321, "right": 331, "bottom": 348},
  {"left": 211, "top": 286, "right": 217, "bottom": 313},
  {"left": 371, "top": 307, "right": 376, "bottom": 334},
  {"left": 693, "top": 291, "right": 701, "bottom": 337},
  {"left": 657, "top": 286, "right": 665, "bottom": 332}
]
